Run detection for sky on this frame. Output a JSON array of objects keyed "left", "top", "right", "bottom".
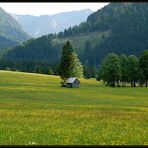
[{"left": 0, "top": 3, "right": 109, "bottom": 16}]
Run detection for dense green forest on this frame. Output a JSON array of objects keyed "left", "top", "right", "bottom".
[
  {"left": 0, "top": 35, "right": 63, "bottom": 74},
  {"left": 1, "top": 3, "right": 148, "bottom": 78}
]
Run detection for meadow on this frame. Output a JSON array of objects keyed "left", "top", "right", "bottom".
[{"left": 0, "top": 70, "right": 148, "bottom": 145}]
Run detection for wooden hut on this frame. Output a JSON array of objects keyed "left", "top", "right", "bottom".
[{"left": 65, "top": 77, "right": 80, "bottom": 88}]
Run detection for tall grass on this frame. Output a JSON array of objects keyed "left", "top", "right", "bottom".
[{"left": 0, "top": 70, "right": 148, "bottom": 145}]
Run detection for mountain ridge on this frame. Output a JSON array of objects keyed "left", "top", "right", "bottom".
[{"left": 11, "top": 9, "right": 93, "bottom": 37}]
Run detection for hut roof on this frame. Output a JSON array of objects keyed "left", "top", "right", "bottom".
[{"left": 66, "top": 77, "right": 79, "bottom": 83}]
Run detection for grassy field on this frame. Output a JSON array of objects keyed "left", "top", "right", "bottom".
[{"left": 0, "top": 70, "right": 148, "bottom": 145}]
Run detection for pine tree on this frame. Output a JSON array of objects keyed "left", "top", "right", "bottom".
[
  {"left": 58, "top": 41, "right": 73, "bottom": 82},
  {"left": 58, "top": 41, "right": 83, "bottom": 86}
]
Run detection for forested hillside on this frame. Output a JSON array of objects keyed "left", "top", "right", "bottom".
[
  {"left": 61, "top": 2, "right": 148, "bottom": 64},
  {"left": 1, "top": 3, "right": 148, "bottom": 77},
  {"left": 0, "top": 7, "right": 30, "bottom": 51},
  {"left": 1, "top": 35, "right": 63, "bottom": 73}
]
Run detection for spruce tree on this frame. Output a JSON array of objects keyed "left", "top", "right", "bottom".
[
  {"left": 58, "top": 41, "right": 73, "bottom": 82},
  {"left": 58, "top": 41, "right": 83, "bottom": 86}
]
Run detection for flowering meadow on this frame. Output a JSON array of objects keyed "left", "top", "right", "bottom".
[{"left": 0, "top": 70, "right": 148, "bottom": 145}]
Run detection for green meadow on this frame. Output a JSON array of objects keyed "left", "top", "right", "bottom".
[{"left": 0, "top": 70, "right": 148, "bottom": 145}]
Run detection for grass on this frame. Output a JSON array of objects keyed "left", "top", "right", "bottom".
[{"left": 0, "top": 70, "right": 148, "bottom": 145}]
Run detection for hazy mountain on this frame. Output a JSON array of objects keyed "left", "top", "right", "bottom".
[
  {"left": 11, "top": 9, "right": 93, "bottom": 37},
  {"left": 0, "top": 7, "right": 30, "bottom": 51}
]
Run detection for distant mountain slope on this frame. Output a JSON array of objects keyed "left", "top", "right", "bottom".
[
  {"left": 11, "top": 9, "right": 93, "bottom": 37},
  {"left": 0, "top": 7, "right": 30, "bottom": 50}
]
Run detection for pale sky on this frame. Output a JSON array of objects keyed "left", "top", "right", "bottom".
[{"left": 0, "top": 3, "right": 109, "bottom": 16}]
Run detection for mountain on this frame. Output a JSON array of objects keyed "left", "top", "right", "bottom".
[
  {"left": 0, "top": 7, "right": 30, "bottom": 51},
  {"left": 1, "top": 3, "right": 148, "bottom": 74},
  {"left": 11, "top": 9, "right": 93, "bottom": 37}
]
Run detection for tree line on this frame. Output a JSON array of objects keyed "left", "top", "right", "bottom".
[
  {"left": 97, "top": 50, "right": 148, "bottom": 87},
  {"left": 0, "top": 40, "right": 148, "bottom": 88},
  {"left": 0, "top": 59, "right": 58, "bottom": 75}
]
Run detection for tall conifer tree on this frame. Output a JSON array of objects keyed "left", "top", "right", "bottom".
[{"left": 59, "top": 41, "right": 83, "bottom": 86}]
